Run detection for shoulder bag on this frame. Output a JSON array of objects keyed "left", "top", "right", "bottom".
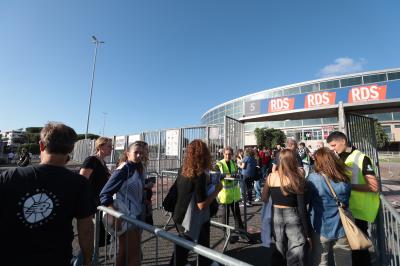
[{"left": 321, "top": 174, "right": 373, "bottom": 250}]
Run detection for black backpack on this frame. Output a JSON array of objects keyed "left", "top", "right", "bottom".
[{"left": 162, "top": 180, "right": 178, "bottom": 213}]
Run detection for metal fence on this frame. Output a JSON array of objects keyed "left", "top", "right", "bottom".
[
  {"left": 72, "top": 139, "right": 96, "bottom": 163},
  {"left": 95, "top": 206, "right": 252, "bottom": 266},
  {"left": 72, "top": 124, "right": 225, "bottom": 173},
  {"left": 380, "top": 195, "right": 400, "bottom": 266}
]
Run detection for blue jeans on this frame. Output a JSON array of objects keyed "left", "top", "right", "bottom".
[{"left": 254, "top": 180, "right": 262, "bottom": 200}]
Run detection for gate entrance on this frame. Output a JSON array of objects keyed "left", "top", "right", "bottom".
[
  {"left": 346, "top": 113, "right": 381, "bottom": 179},
  {"left": 224, "top": 116, "right": 244, "bottom": 152}
]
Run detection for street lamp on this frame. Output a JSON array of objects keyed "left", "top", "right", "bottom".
[
  {"left": 102, "top": 112, "right": 107, "bottom": 136},
  {"left": 85, "top": 35, "right": 104, "bottom": 139}
]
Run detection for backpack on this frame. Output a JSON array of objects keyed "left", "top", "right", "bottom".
[{"left": 162, "top": 180, "right": 178, "bottom": 212}]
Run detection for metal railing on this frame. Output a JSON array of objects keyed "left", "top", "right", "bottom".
[
  {"left": 379, "top": 195, "right": 400, "bottom": 266},
  {"left": 157, "top": 170, "right": 254, "bottom": 253},
  {"left": 94, "top": 206, "right": 252, "bottom": 266}
]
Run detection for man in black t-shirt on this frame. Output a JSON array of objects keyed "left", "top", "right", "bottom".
[{"left": 0, "top": 123, "right": 96, "bottom": 266}]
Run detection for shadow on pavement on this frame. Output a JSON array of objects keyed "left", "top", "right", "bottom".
[{"left": 225, "top": 244, "right": 273, "bottom": 266}]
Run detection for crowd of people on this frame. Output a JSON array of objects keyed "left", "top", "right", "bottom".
[{"left": 0, "top": 122, "right": 380, "bottom": 266}]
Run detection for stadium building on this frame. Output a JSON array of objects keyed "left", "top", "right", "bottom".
[{"left": 201, "top": 68, "right": 400, "bottom": 148}]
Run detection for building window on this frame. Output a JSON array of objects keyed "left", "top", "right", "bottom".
[
  {"left": 322, "top": 117, "right": 338, "bottom": 124},
  {"left": 366, "top": 113, "right": 393, "bottom": 121},
  {"left": 393, "top": 112, "right": 400, "bottom": 120},
  {"left": 284, "top": 119, "right": 302, "bottom": 127},
  {"left": 388, "top": 71, "right": 400, "bottom": 81},
  {"left": 283, "top": 87, "right": 300, "bottom": 96},
  {"left": 340, "top": 76, "right": 362, "bottom": 87},
  {"left": 319, "top": 80, "right": 340, "bottom": 90},
  {"left": 363, "top": 73, "right": 387, "bottom": 84},
  {"left": 302, "top": 118, "right": 323, "bottom": 126},
  {"left": 394, "top": 125, "right": 400, "bottom": 128},
  {"left": 300, "top": 84, "right": 319, "bottom": 93},
  {"left": 271, "top": 90, "right": 283, "bottom": 98}
]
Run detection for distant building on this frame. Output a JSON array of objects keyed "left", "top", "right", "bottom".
[{"left": 1, "top": 129, "right": 27, "bottom": 147}]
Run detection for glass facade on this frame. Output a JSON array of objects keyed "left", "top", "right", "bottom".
[
  {"left": 363, "top": 73, "right": 387, "bottom": 84},
  {"left": 340, "top": 76, "right": 362, "bottom": 87},
  {"left": 201, "top": 69, "right": 400, "bottom": 133},
  {"left": 320, "top": 80, "right": 340, "bottom": 90}
]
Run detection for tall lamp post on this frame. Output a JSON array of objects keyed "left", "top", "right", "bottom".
[
  {"left": 102, "top": 112, "right": 107, "bottom": 136},
  {"left": 85, "top": 35, "right": 104, "bottom": 139}
]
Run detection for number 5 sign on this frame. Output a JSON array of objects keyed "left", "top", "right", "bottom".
[{"left": 244, "top": 100, "right": 260, "bottom": 116}]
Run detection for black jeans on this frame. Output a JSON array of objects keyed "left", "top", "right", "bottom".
[
  {"left": 170, "top": 221, "right": 212, "bottom": 266},
  {"left": 221, "top": 202, "right": 244, "bottom": 230},
  {"left": 242, "top": 177, "right": 254, "bottom": 203},
  {"left": 352, "top": 219, "right": 371, "bottom": 266}
]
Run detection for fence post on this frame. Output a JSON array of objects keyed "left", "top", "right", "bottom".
[{"left": 157, "top": 130, "right": 161, "bottom": 174}]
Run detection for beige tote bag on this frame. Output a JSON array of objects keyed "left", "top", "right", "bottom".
[{"left": 321, "top": 174, "right": 373, "bottom": 250}]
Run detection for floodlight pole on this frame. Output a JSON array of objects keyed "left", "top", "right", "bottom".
[
  {"left": 85, "top": 36, "right": 104, "bottom": 139},
  {"left": 102, "top": 112, "right": 107, "bottom": 136}
]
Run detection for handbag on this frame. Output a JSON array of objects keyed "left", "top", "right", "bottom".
[
  {"left": 162, "top": 179, "right": 178, "bottom": 212},
  {"left": 321, "top": 174, "right": 373, "bottom": 250},
  {"left": 210, "top": 199, "right": 219, "bottom": 217}
]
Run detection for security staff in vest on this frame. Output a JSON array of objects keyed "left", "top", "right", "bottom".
[
  {"left": 327, "top": 131, "right": 379, "bottom": 266},
  {"left": 216, "top": 146, "right": 245, "bottom": 231}
]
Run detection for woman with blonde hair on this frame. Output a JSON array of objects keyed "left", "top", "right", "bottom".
[
  {"left": 170, "top": 139, "right": 222, "bottom": 266},
  {"left": 100, "top": 140, "right": 149, "bottom": 266},
  {"left": 307, "top": 148, "right": 351, "bottom": 266},
  {"left": 80, "top": 137, "right": 112, "bottom": 247},
  {"left": 262, "top": 149, "right": 310, "bottom": 265}
]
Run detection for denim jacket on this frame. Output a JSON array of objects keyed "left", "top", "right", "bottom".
[{"left": 307, "top": 172, "right": 351, "bottom": 240}]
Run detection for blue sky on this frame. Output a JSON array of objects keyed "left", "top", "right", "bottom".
[{"left": 1, "top": 0, "right": 399, "bottom": 136}]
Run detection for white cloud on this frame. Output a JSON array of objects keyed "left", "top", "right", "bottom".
[{"left": 318, "top": 57, "right": 366, "bottom": 78}]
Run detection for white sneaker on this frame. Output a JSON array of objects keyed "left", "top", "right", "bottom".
[{"left": 254, "top": 198, "right": 261, "bottom": 202}]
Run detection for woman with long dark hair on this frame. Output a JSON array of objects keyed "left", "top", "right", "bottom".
[
  {"left": 307, "top": 147, "right": 352, "bottom": 265},
  {"left": 262, "top": 149, "right": 310, "bottom": 265},
  {"left": 170, "top": 139, "right": 222, "bottom": 266}
]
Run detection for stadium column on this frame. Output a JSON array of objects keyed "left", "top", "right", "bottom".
[{"left": 338, "top": 101, "right": 347, "bottom": 135}]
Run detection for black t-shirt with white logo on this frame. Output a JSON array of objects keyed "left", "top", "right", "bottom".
[{"left": 0, "top": 165, "right": 96, "bottom": 266}]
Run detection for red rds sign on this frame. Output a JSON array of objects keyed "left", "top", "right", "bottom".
[
  {"left": 268, "top": 97, "right": 295, "bottom": 113},
  {"left": 305, "top": 92, "right": 336, "bottom": 108},
  {"left": 348, "top": 85, "right": 387, "bottom": 103}
]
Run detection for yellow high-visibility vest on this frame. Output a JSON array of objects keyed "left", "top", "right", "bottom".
[
  {"left": 345, "top": 149, "right": 380, "bottom": 222},
  {"left": 216, "top": 159, "right": 241, "bottom": 204}
]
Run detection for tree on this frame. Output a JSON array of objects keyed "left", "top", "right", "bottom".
[
  {"left": 20, "top": 143, "right": 40, "bottom": 154},
  {"left": 26, "top": 133, "right": 40, "bottom": 144},
  {"left": 26, "top": 127, "right": 43, "bottom": 133},
  {"left": 76, "top": 134, "right": 100, "bottom": 141},
  {"left": 254, "top": 128, "right": 286, "bottom": 148},
  {"left": 374, "top": 121, "right": 389, "bottom": 149}
]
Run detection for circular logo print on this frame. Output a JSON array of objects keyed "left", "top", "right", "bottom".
[{"left": 23, "top": 193, "right": 54, "bottom": 224}]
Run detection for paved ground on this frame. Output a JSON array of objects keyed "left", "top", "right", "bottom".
[{"left": 380, "top": 162, "right": 400, "bottom": 210}]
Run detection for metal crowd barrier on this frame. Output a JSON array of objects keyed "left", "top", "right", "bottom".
[
  {"left": 94, "top": 206, "right": 252, "bottom": 266},
  {"left": 380, "top": 195, "right": 400, "bottom": 266},
  {"left": 157, "top": 170, "right": 253, "bottom": 253}
]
